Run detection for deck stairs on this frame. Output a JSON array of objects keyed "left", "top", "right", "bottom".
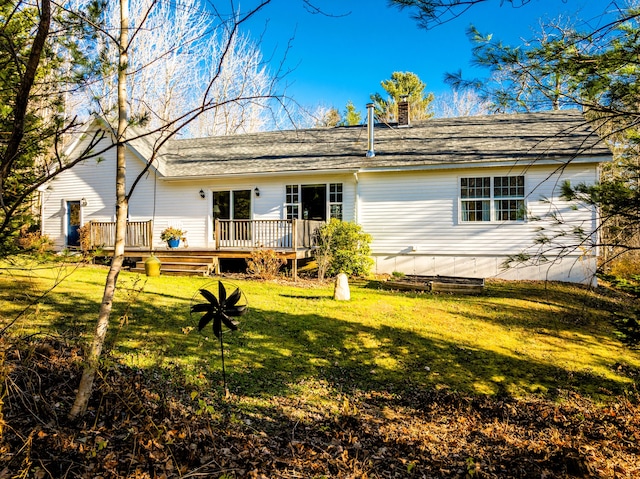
[{"left": 130, "top": 251, "right": 219, "bottom": 277}]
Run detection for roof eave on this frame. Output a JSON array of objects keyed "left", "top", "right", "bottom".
[{"left": 159, "top": 167, "right": 361, "bottom": 181}]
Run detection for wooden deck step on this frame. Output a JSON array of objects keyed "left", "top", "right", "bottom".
[{"left": 130, "top": 254, "right": 219, "bottom": 277}]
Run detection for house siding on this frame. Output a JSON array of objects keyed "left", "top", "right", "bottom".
[
  {"left": 43, "top": 146, "right": 358, "bottom": 250},
  {"left": 41, "top": 113, "right": 608, "bottom": 285},
  {"left": 357, "top": 163, "right": 599, "bottom": 283}
]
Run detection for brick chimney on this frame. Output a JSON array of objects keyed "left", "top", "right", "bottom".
[{"left": 398, "top": 97, "right": 410, "bottom": 126}]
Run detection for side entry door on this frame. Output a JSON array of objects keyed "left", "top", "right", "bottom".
[{"left": 67, "top": 200, "right": 81, "bottom": 248}]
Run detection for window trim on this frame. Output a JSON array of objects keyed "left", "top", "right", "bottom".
[
  {"left": 329, "top": 183, "right": 343, "bottom": 220},
  {"left": 459, "top": 175, "right": 526, "bottom": 223},
  {"left": 284, "top": 183, "right": 344, "bottom": 220}
]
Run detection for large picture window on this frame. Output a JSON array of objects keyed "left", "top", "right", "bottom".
[{"left": 460, "top": 176, "right": 525, "bottom": 222}]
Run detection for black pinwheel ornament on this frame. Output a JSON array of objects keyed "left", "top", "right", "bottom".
[
  {"left": 191, "top": 281, "right": 247, "bottom": 338},
  {"left": 190, "top": 281, "right": 248, "bottom": 397}
]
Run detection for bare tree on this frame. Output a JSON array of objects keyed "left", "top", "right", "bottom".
[
  {"left": 68, "top": 0, "right": 276, "bottom": 420},
  {"left": 191, "top": 32, "right": 273, "bottom": 136},
  {"left": 433, "top": 89, "right": 491, "bottom": 117},
  {"left": 76, "top": 0, "right": 273, "bottom": 136}
]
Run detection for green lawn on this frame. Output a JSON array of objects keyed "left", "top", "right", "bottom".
[{"left": 1, "top": 259, "right": 638, "bottom": 404}]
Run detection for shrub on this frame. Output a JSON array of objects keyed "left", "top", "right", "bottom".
[
  {"left": 246, "top": 249, "right": 285, "bottom": 280},
  {"left": 78, "top": 223, "right": 92, "bottom": 252},
  {"left": 16, "top": 227, "right": 54, "bottom": 255},
  {"left": 608, "top": 252, "right": 640, "bottom": 279},
  {"left": 314, "top": 219, "right": 373, "bottom": 280}
]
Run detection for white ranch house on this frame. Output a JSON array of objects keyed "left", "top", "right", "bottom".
[{"left": 41, "top": 109, "right": 610, "bottom": 282}]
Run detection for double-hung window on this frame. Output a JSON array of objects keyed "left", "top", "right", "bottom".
[
  {"left": 460, "top": 175, "right": 525, "bottom": 222},
  {"left": 285, "top": 185, "right": 299, "bottom": 220},
  {"left": 329, "top": 183, "right": 343, "bottom": 220}
]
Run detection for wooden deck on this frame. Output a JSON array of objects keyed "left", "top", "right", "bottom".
[
  {"left": 87, "top": 219, "right": 322, "bottom": 278},
  {"left": 127, "top": 248, "right": 315, "bottom": 277}
]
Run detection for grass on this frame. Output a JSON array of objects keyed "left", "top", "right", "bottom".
[{"left": 1, "top": 258, "right": 639, "bottom": 405}]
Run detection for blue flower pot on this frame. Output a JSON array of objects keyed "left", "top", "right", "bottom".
[{"left": 167, "top": 238, "right": 180, "bottom": 248}]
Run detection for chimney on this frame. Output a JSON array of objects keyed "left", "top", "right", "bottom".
[
  {"left": 398, "top": 96, "right": 410, "bottom": 126},
  {"left": 366, "top": 103, "right": 375, "bottom": 158}
]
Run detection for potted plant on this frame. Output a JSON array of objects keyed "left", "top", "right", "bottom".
[{"left": 160, "top": 226, "right": 185, "bottom": 248}]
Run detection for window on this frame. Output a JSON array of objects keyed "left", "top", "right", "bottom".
[
  {"left": 460, "top": 176, "right": 525, "bottom": 222},
  {"left": 461, "top": 177, "right": 490, "bottom": 222},
  {"left": 285, "top": 183, "right": 344, "bottom": 220},
  {"left": 329, "top": 183, "right": 343, "bottom": 220},
  {"left": 285, "top": 185, "right": 299, "bottom": 220},
  {"left": 212, "top": 190, "right": 251, "bottom": 240},
  {"left": 494, "top": 176, "right": 525, "bottom": 221}
]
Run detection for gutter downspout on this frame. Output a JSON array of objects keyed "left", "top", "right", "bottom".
[
  {"left": 353, "top": 172, "right": 359, "bottom": 223},
  {"left": 366, "top": 103, "right": 375, "bottom": 158}
]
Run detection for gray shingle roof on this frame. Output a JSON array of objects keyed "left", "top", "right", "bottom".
[{"left": 156, "top": 110, "right": 611, "bottom": 178}]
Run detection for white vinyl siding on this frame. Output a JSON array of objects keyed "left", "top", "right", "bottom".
[
  {"left": 43, "top": 152, "right": 356, "bottom": 250},
  {"left": 358, "top": 164, "right": 598, "bottom": 260}
]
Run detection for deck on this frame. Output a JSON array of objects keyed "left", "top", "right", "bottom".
[{"left": 87, "top": 219, "right": 322, "bottom": 277}]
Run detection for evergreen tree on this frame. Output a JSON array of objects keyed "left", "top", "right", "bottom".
[
  {"left": 370, "top": 71, "right": 434, "bottom": 122},
  {"left": 445, "top": 21, "right": 579, "bottom": 113},
  {"left": 0, "top": 0, "right": 102, "bottom": 256},
  {"left": 390, "top": 0, "right": 529, "bottom": 29},
  {"left": 341, "top": 100, "right": 362, "bottom": 126}
]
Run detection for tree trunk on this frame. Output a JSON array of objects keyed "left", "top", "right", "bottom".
[
  {"left": 69, "top": 0, "right": 129, "bottom": 421},
  {"left": 1, "top": 0, "right": 50, "bottom": 197}
]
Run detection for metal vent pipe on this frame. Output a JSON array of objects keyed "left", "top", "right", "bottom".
[{"left": 366, "top": 103, "right": 375, "bottom": 158}]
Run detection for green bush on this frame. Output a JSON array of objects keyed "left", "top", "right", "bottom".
[{"left": 314, "top": 219, "right": 373, "bottom": 280}]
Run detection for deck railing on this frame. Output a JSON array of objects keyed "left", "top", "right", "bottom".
[
  {"left": 89, "top": 220, "right": 153, "bottom": 248},
  {"left": 214, "top": 219, "right": 323, "bottom": 250},
  {"left": 87, "top": 219, "right": 322, "bottom": 251}
]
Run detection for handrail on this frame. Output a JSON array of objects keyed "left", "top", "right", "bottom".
[
  {"left": 88, "top": 219, "right": 322, "bottom": 250},
  {"left": 214, "top": 219, "right": 322, "bottom": 249},
  {"left": 88, "top": 220, "right": 153, "bottom": 248}
]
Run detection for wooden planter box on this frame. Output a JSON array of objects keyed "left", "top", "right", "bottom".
[{"left": 385, "top": 275, "right": 485, "bottom": 294}]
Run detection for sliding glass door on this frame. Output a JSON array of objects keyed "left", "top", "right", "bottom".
[{"left": 213, "top": 190, "right": 251, "bottom": 241}]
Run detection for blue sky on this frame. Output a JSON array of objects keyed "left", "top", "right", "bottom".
[{"left": 243, "top": 0, "right": 612, "bottom": 113}]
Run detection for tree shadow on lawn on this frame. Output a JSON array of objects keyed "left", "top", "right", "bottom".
[
  {"left": 369, "top": 279, "right": 625, "bottom": 342},
  {"left": 167, "top": 305, "right": 636, "bottom": 402},
  {"left": 4, "top": 274, "right": 635, "bottom": 404}
]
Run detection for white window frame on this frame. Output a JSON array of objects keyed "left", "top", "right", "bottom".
[
  {"left": 285, "top": 184, "right": 300, "bottom": 220},
  {"left": 329, "top": 183, "right": 343, "bottom": 220},
  {"left": 284, "top": 183, "right": 344, "bottom": 220},
  {"left": 459, "top": 175, "right": 526, "bottom": 223}
]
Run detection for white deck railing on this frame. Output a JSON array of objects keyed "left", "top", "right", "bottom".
[
  {"left": 88, "top": 219, "right": 322, "bottom": 251},
  {"left": 214, "top": 219, "right": 322, "bottom": 250},
  {"left": 89, "top": 220, "right": 153, "bottom": 248}
]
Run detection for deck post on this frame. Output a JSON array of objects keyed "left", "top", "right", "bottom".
[
  {"left": 147, "top": 220, "right": 153, "bottom": 252},
  {"left": 214, "top": 218, "right": 220, "bottom": 250},
  {"left": 292, "top": 219, "right": 298, "bottom": 281},
  {"left": 89, "top": 220, "right": 95, "bottom": 249}
]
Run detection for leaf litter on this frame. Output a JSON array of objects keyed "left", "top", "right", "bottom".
[{"left": 1, "top": 337, "right": 639, "bottom": 478}]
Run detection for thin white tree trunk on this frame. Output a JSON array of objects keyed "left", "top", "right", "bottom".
[{"left": 69, "top": 0, "right": 130, "bottom": 420}]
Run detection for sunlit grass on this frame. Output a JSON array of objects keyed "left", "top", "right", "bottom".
[{"left": 1, "top": 259, "right": 638, "bottom": 403}]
